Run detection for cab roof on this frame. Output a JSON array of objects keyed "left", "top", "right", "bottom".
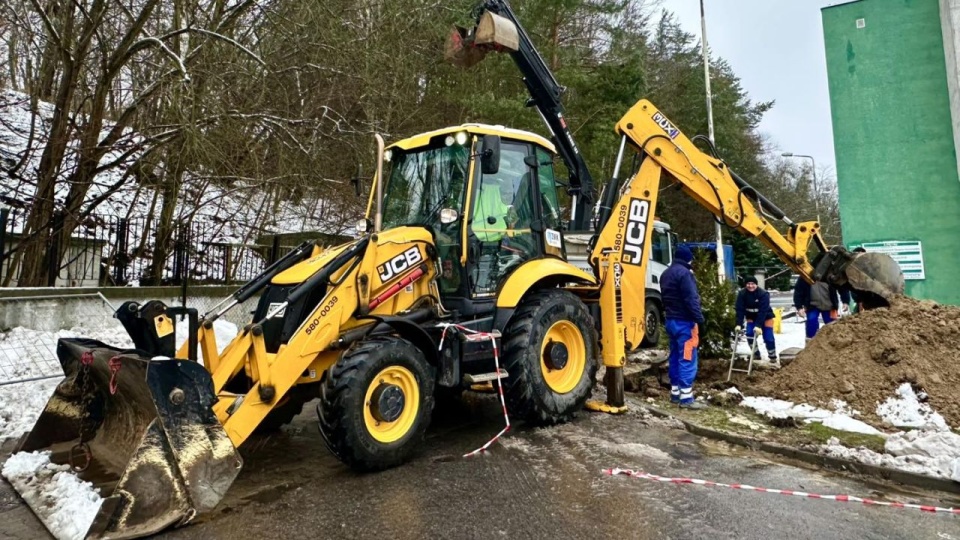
[{"left": 388, "top": 123, "right": 556, "bottom": 153}]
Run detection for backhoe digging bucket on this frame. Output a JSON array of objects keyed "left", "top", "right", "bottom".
[
  {"left": 815, "top": 247, "right": 905, "bottom": 308},
  {"left": 7, "top": 338, "right": 241, "bottom": 539},
  {"left": 844, "top": 251, "right": 906, "bottom": 307},
  {"left": 445, "top": 11, "right": 519, "bottom": 68}
]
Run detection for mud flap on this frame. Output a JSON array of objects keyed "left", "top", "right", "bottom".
[{"left": 13, "top": 338, "right": 241, "bottom": 539}]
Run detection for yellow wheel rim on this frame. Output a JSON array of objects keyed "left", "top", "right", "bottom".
[
  {"left": 363, "top": 366, "right": 420, "bottom": 444},
  {"left": 540, "top": 321, "right": 586, "bottom": 394}
]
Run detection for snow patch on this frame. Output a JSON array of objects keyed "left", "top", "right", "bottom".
[
  {"left": 823, "top": 433, "right": 960, "bottom": 483},
  {"left": 2, "top": 451, "right": 103, "bottom": 540},
  {"left": 876, "top": 383, "right": 950, "bottom": 431},
  {"left": 0, "top": 379, "right": 59, "bottom": 441},
  {"left": 740, "top": 396, "right": 882, "bottom": 436}
]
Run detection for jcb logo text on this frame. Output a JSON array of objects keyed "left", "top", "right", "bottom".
[
  {"left": 622, "top": 198, "right": 651, "bottom": 266},
  {"left": 377, "top": 247, "right": 423, "bottom": 282}
]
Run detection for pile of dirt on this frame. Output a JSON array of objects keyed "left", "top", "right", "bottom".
[{"left": 744, "top": 296, "right": 960, "bottom": 428}]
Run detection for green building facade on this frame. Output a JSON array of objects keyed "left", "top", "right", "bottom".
[{"left": 822, "top": 0, "right": 960, "bottom": 305}]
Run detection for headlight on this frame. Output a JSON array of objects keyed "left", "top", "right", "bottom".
[
  {"left": 383, "top": 149, "right": 393, "bottom": 162},
  {"left": 455, "top": 131, "right": 468, "bottom": 145},
  {"left": 439, "top": 208, "right": 459, "bottom": 224},
  {"left": 356, "top": 219, "right": 368, "bottom": 234}
]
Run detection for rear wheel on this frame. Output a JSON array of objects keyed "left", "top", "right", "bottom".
[
  {"left": 501, "top": 289, "right": 598, "bottom": 425},
  {"left": 640, "top": 299, "right": 662, "bottom": 348},
  {"left": 317, "top": 336, "right": 434, "bottom": 471}
]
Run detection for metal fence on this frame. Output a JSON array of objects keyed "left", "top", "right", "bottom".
[{"left": 0, "top": 206, "right": 299, "bottom": 288}]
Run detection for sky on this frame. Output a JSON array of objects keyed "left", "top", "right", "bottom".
[{"left": 668, "top": 0, "right": 846, "bottom": 180}]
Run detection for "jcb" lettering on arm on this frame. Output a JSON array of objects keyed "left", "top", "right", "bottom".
[{"left": 622, "top": 198, "right": 651, "bottom": 266}]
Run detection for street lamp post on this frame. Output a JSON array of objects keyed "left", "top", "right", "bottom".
[
  {"left": 782, "top": 152, "right": 820, "bottom": 224},
  {"left": 700, "top": 0, "right": 726, "bottom": 283}
]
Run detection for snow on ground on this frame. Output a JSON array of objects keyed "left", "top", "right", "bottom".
[
  {"left": 823, "top": 432, "right": 960, "bottom": 483},
  {"left": 739, "top": 396, "right": 882, "bottom": 436},
  {"left": 733, "top": 315, "right": 807, "bottom": 359},
  {"left": 876, "top": 382, "right": 949, "bottom": 431},
  {"left": 0, "top": 378, "right": 59, "bottom": 443},
  {"left": 2, "top": 450, "right": 103, "bottom": 540}
]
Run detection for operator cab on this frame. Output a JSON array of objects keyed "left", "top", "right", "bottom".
[{"left": 377, "top": 124, "right": 565, "bottom": 316}]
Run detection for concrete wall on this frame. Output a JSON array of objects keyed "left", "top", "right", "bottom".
[
  {"left": 0, "top": 286, "right": 251, "bottom": 331},
  {"left": 822, "top": 0, "right": 960, "bottom": 305}
]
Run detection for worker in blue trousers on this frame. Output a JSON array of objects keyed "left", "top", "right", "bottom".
[
  {"left": 660, "top": 245, "right": 706, "bottom": 410},
  {"left": 735, "top": 276, "right": 777, "bottom": 361},
  {"left": 793, "top": 278, "right": 851, "bottom": 340}
]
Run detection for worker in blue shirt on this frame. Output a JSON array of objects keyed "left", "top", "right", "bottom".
[
  {"left": 660, "top": 245, "right": 706, "bottom": 409},
  {"left": 735, "top": 276, "right": 776, "bottom": 360}
]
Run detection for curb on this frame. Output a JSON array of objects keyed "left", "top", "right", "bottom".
[{"left": 642, "top": 404, "right": 960, "bottom": 497}]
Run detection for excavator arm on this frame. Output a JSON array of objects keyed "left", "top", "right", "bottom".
[
  {"left": 447, "top": 0, "right": 595, "bottom": 230},
  {"left": 588, "top": 100, "right": 905, "bottom": 409},
  {"left": 599, "top": 100, "right": 904, "bottom": 302}
]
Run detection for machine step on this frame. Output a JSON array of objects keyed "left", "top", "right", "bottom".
[{"left": 463, "top": 369, "right": 509, "bottom": 384}]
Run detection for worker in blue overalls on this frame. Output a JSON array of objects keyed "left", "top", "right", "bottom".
[{"left": 735, "top": 276, "right": 777, "bottom": 361}]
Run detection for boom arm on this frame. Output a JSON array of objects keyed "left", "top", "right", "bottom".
[
  {"left": 599, "top": 99, "right": 830, "bottom": 283},
  {"left": 592, "top": 100, "right": 825, "bottom": 353},
  {"left": 463, "top": 0, "right": 595, "bottom": 230}
]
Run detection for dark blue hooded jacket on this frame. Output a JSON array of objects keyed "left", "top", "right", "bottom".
[{"left": 660, "top": 245, "right": 704, "bottom": 324}]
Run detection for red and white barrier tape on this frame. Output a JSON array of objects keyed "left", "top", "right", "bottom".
[
  {"left": 438, "top": 324, "right": 511, "bottom": 457},
  {"left": 604, "top": 468, "right": 960, "bottom": 515}
]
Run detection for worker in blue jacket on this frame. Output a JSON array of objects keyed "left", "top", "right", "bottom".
[
  {"left": 660, "top": 245, "right": 706, "bottom": 409},
  {"left": 735, "top": 276, "right": 776, "bottom": 360}
]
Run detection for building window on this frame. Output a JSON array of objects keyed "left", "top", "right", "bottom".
[{"left": 856, "top": 18, "right": 866, "bottom": 29}]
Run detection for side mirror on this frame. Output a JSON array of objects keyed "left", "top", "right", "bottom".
[{"left": 481, "top": 135, "right": 501, "bottom": 175}]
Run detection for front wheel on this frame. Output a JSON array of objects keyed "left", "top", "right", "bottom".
[
  {"left": 317, "top": 336, "right": 434, "bottom": 471},
  {"left": 501, "top": 289, "right": 598, "bottom": 425}
]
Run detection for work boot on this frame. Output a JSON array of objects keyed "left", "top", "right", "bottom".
[
  {"left": 680, "top": 400, "right": 708, "bottom": 410},
  {"left": 752, "top": 351, "right": 761, "bottom": 360},
  {"left": 767, "top": 349, "right": 778, "bottom": 362}
]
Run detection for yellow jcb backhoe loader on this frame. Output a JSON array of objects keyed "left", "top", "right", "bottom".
[{"left": 8, "top": 7, "right": 903, "bottom": 540}]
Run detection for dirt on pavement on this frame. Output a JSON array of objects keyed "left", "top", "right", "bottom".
[{"left": 744, "top": 296, "right": 960, "bottom": 427}]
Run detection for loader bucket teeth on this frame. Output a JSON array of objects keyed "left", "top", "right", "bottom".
[
  {"left": 11, "top": 338, "right": 241, "bottom": 540},
  {"left": 845, "top": 251, "right": 906, "bottom": 307}
]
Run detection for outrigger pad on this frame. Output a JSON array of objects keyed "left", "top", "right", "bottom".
[{"left": 13, "top": 338, "right": 241, "bottom": 539}]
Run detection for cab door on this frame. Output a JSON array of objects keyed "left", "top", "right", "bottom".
[{"left": 468, "top": 140, "right": 541, "bottom": 296}]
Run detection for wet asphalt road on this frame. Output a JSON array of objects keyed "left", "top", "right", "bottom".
[{"left": 2, "top": 393, "right": 959, "bottom": 540}]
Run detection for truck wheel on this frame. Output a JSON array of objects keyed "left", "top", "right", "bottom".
[
  {"left": 640, "top": 299, "right": 662, "bottom": 348},
  {"left": 501, "top": 289, "right": 598, "bottom": 425},
  {"left": 317, "top": 336, "right": 434, "bottom": 471}
]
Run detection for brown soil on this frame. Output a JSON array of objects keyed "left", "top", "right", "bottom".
[{"left": 743, "top": 296, "right": 960, "bottom": 429}]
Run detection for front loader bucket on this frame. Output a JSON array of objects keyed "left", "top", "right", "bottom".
[
  {"left": 7, "top": 338, "right": 241, "bottom": 539},
  {"left": 845, "top": 251, "right": 906, "bottom": 307}
]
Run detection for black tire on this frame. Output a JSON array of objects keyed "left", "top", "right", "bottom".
[
  {"left": 640, "top": 299, "right": 662, "bottom": 348},
  {"left": 317, "top": 336, "right": 434, "bottom": 471},
  {"left": 501, "top": 289, "right": 598, "bottom": 425}
]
